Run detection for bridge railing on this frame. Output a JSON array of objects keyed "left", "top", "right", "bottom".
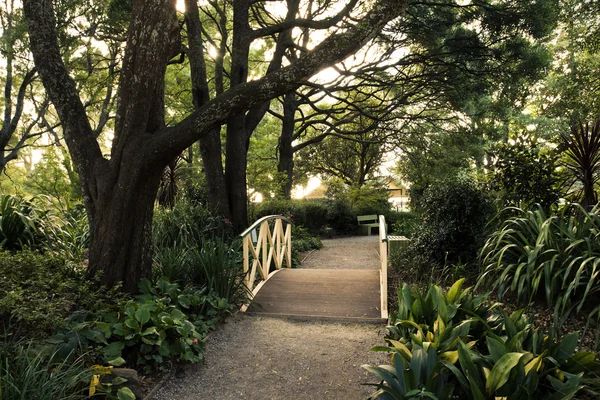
[
  {"left": 379, "top": 215, "right": 389, "bottom": 320},
  {"left": 239, "top": 215, "right": 292, "bottom": 298}
]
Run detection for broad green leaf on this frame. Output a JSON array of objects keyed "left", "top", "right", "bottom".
[
  {"left": 111, "top": 376, "right": 128, "bottom": 385},
  {"left": 557, "top": 332, "right": 578, "bottom": 359},
  {"left": 486, "top": 352, "right": 524, "bottom": 395},
  {"left": 457, "top": 340, "right": 482, "bottom": 392},
  {"left": 103, "top": 341, "right": 125, "bottom": 361},
  {"left": 447, "top": 278, "right": 465, "bottom": 303},
  {"left": 362, "top": 365, "right": 403, "bottom": 394},
  {"left": 135, "top": 307, "right": 151, "bottom": 326},
  {"left": 117, "top": 387, "right": 136, "bottom": 400},
  {"left": 410, "top": 345, "right": 427, "bottom": 384},
  {"left": 440, "top": 350, "right": 458, "bottom": 364},
  {"left": 487, "top": 336, "right": 508, "bottom": 363},
  {"left": 467, "top": 371, "right": 486, "bottom": 400},
  {"left": 108, "top": 357, "right": 127, "bottom": 367},
  {"left": 524, "top": 355, "right": 543, "bottom": 375}
]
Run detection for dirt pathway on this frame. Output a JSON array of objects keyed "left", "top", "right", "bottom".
[{"left": 152, "top": 236, "right": 386, "bottom": 400}]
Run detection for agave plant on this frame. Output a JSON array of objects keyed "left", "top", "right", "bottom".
[{"left": 559, "top": 119, "right": 600, "bottom": 210}]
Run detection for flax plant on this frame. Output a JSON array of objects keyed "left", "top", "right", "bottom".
[{"left": 478, "top": 204, "right": 600, "bottom": 322}]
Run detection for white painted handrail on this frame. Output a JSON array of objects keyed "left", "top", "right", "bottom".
[
  {"left": 239, "top": 215, "right": 292, "bottom": 298},
  {"left": 379, "top": 215, "right": 388, "bottom": 320}
]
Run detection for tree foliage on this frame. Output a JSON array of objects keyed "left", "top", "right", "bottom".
[{"left": 486, "top": 133, "right": 559, "bottom": 210}]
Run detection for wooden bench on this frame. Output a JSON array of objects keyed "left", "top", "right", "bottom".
[{"left": 357, "top": 214, "right": 380, "bottom": 236}]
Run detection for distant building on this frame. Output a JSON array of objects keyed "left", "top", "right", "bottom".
[
  {"left": 290, "top": 176, "right": 411, "bottom": 210},
  {"left": 384, "top": 178, "right": 410, "bottom": 211}
]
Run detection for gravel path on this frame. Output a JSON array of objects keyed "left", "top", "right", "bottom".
[
  {"left": 152, "top": 236, "right": 387, "bottom": 400},
  {"left": 301, "top": 236, "right": 380, "bottom": 270},
  {"left": 153, "top": 316, "right": 386, "bottom": 400}
]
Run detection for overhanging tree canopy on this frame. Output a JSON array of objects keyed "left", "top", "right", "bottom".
[{"left": 23, "top": 0, "right": 407, "bottom": 291}]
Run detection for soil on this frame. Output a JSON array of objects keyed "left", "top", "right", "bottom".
[{"left": 151, "top": 236, "right": 387, "bottom": 400}]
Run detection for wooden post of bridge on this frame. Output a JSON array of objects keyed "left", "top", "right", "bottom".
[{"left": 379, "top": 215, "right": 388, "bottom": 320}]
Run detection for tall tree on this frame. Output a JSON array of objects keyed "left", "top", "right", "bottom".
[
  {"left": 1, "top": 0, "right": 124, "bottom": 173},
  {"left": 24, "top": 0, "right": 407, "bottom": 291},
  {"left": 269, "top": 0, "right": 559, "bottom": 198},
  {"left": 0, "top": 0, "right": 40, "bottom": 171}
]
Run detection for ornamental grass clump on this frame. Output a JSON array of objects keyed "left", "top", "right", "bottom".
[{"left": 477, "top": 204, "right": 600, "bottom": 321}]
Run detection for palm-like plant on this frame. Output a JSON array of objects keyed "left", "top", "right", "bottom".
[{"left": 560, "top": 119, "right": 600, "bottom": 210}]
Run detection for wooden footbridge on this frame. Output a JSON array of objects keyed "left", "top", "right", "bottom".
[{"left": 239, "top": 215, "right": 389, "bottom": 323}]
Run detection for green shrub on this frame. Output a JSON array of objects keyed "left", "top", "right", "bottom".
[
  {"left": 50, "top": 279, "right": 234, "bottom": 373},
  {"left": 348, "top": 185, "right": 391, "bottom": 216},
  {"left": 190, "top": 239, "right": 248, "bottom": 306},
  {"left": 0, "top": 251, "right": 123, "bottom": 340},
  {"left": 325, "top": 197, "right": 357, "bottom": 235},
  {"left": 300, "top": 201, "right": 329, "bottom": 232},
  {"left": 388, "top": 212, "right": 420, "bottom": 238},
  {"left": 364, "top": 280, "right": 600, "bottom": 399},
  {"left": 290, "top": 226, "right": 323, "bottom": 266},
  {"left": 292, "top": 226, "right": 323, "bottom": 253},
  {"left": 485, "top": 134, "right": 559, "bottom": 210},
  {"left": 153, "top": 197, "right": 233, "bottom": 248},
  {"left": 0, "top": 194, "right": 46, "bottom": 251},
  {"left": 478, "top": 204, "right": 600, "bottom": 324},
  {"left": 154, "top": 238, "right": 248, "bottom": 308},
  {"left": 253, "top": 198, "right": 329, "bottom": 234},
  {"left": 410, "top": 176, "right": 493, "bottom": 268}
]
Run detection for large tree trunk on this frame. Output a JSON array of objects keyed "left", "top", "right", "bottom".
[
  {"left": 200, "top": 128, "right": 231, "bottom": 218},
  {"left": 225, "top": 117, "right": 250, "bottom": 231},
  {"left": 87, "top": 163, "right": 163, "bottom": 292},
  {"left": 277, "top": 92, "right": 297, "bottom": 199}
]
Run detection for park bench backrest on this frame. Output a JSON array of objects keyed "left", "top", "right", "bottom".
[{"left": 357, "top": 215, "right": 378, "bottom": 225}]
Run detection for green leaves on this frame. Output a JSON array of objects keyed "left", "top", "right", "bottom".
[
  {"left": 486, "top": 352, "right": 524, "bottom": 394},
  {"left": 366, "top": 280, "right": 600, "bottom": 400},
  {"left": 478, "top": 204, "right": 600, "bottom": 328}
]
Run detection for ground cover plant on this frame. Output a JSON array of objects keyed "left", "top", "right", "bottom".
[
  {"left": 364, "top": 279, "right": 600, "bottom": 399},
  {"left": 477, "top": 204, "right": 600, "bottom": 328},
  {"left": 0, "top": 193, "right": 253, "bottom": 397}
]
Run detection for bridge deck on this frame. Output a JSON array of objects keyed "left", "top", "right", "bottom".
[{"left": 246, "top": 268, "right": 384, "bottom": 323}]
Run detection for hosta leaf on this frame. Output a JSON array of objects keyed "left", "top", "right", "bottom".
[
  {"left": 487, "top": 336, "right": 508, "bottom": 363},
  {"left": 103, "top": 341, "right": 125, "bottom": 361},
  {"left": 486, "top": 352, "right": 523, "bottom": 395},
  {"left": 124, "top": 318, "right": 140, "bottom": 331}
]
